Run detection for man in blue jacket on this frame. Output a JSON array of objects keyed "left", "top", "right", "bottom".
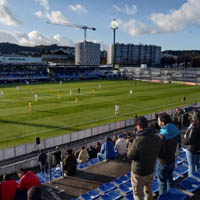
[
  {"left": 97, "top": 137, "right": 115, "bottom": 161},
  {"left": 157, "top": 113, "right": 180, "bottom": 195}
]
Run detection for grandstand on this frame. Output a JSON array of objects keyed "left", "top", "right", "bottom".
[{"left": 1, "top": 62, "right": 200, "bottom": 199}]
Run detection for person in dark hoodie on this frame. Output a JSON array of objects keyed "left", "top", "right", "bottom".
[
  {"left": 157, "top": 113, "right": 180, "bottom": 195},
  {"left": 63, "top": 149, "right": 77, "bottom": 176},
  {"left": 183, "top": 111, "right": 200, "bottom": 177},
  {"left": 127, "top": 116, "right": 162, "bottom": 200}
]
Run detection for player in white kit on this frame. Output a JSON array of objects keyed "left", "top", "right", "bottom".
[
  {"left": 34, "top": 93, "right": 38, "bottom": 102},
  {"left": 115, "top": 104, "right": 119, "bottom": 115}
]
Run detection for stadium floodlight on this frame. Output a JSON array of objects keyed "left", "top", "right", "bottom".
[{"left": 111, "top": 19, "right": 119, "bottom": 69}]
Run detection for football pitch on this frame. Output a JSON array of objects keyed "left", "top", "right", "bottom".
[{"left": 0, "top": 80, "right": 199, "bottom": 149}]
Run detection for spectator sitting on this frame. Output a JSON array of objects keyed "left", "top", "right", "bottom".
[
  {"left": 115, "top": 133, "right": 127, "bottom": 159},
  {"left": 95, "top": 142, "right": 101, "bottom": 153},
  {"left": 18, "top": 169, "right": 40, "bottom": 190},
  {"left": 63, "top": 149, "right": 77, "bottom": 176},
  {"left": 0, "top": 173, "right": 18, "bottom": 200},
  {"left": 27, "top": 186, "right": 42, "bottom": 200},
  {"left": 77, "top": 146, "right": 89, "bottom": 164},
  {"left": 97, "top": 137, "right": 115, "bottom": 161},
  {"left": 38, "top": 149, "right": 47, "bottom": 174},
  {"left": 54, "top": 146, "right": 61, "bottom": 167},
  {"left": 87, "top": 145, "right": 98, "bottom": 159}
]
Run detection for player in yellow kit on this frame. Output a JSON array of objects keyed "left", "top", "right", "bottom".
[
  {"left": 75, "top": 97, "right": 78, "bottom": 104},
  {"left": 58, "top": 91, "right": 61, "bottom": 99},
  {"left": 28, "top": 100, "right": 32, "bottom": 111}
]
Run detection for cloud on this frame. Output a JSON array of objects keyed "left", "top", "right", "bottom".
[
  {"left": 0, "top": 29, "right": 18, "bottom": 43},
  {"left": 119, "top": 19, "right": 154, "bottom": 36},
  {"left": 0, "top": 0, "right": 21, "bottom": 26},
  {"left": 68, "top": 4, "right": 87, "bottom": 14},
  {"left": 113, "top": 4, "right": 137, "bottom": 15},
  {"left": 35, "top": 0, "right": 49, "bottom": 10},
  {"left": 35, "top": 10, "right": 70, "bottom": 24},
  {"left": 16, "top": 30, "right": 74, "bottom": 46},
  {"left": 150, "top": 0, "right": 200, "bottom": 33},
  {"left": 119, "top": 0, "right": 200, "bottom": 36}
]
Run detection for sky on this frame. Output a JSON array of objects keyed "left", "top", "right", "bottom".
[{"left": 0, "top": 0, "right": 200, "bottom": 51}]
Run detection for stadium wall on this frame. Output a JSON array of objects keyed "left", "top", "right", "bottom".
[
  {"left": 1, "top": 103, "right": 199, "bottom": 175},
  {"left": 124, "top": 67, "right": 200, "bottom": 84}
]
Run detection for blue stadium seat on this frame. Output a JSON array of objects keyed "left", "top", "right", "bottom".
[
  {"left": 177, "top": 177, "right": 200, "bottom": 193},
  {"left": 125, "top": 172, "right": 131, "bottom": 179},
  {"left": 112, "top": 175, "right": 129, "bottom": 186},
  {"left": 175, "top": 157, "right": 184, "bottom": 166},
  {"left": 77, "top": 161, "right": 90, "bottom": 170},
  {"left": 174, "top": 165, "right": 188, "bottom": 175},
  {"left": 118, "top": 181, "right": 132, "bottom": 194},
  {"left": 89, "top": 158, "right": 99, "bottom": 165},
  {"left": 159, "top": 188, "right": 188, "bottom": 200},
  {"left": 182, "top": 160, "right": 188, "bottom": 166},
  {"left": 100, "top": 190, "right": 122, "bottom": 200},
  {"left": 173, "top": 173, "right": 181, "bottom": 181},
  {"left": 80, "top": 190, "right": 100, "bottom": 200},
  {"left": 98, "top": 182, "right": 116, "bottom": 193},
  {"left": 178, "top": 152, "right": 187, "bottom": 160},
  {"left": 192, "top": 169, "right": 200, "bottom": 180},
  {"left": 125, "top": 192, "right": 134, "bottom": 200},
  {"left": 152, "top": 179, "right": 159, "bottom": 193}
]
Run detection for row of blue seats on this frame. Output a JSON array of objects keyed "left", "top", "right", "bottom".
[
  {"left": 74, "top": 149, "right": 200, "bottom": 200},
  {"left": 34, "top": 157, "right": 102, "bottom": 184}
]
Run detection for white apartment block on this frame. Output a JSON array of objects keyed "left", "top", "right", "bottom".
[
  {"left": 107, "top": 43, "right": 161, "bottom": 66},
  {"left": 75, "top": 42, "right": 100, "bottom": 65}
]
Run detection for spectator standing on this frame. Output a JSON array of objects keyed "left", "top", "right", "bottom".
[
  {"left": 38, "top": 150, "right": 47, "bottom": 174},
  {"left": 77, "top": 146, "right": 89, "bottom": 164},
  {"left": 0, "top": 173, "right": 18, "bottom": 200},
  {"left": 63, "top": 149, "right": 77, "bottom": 176},
  {"left": 183, "top": 111, "right": 200, "bottom": 177},
  {"left": 97, "top": 137, "right": 115, "bottom": 161},
  {"left": 127, "top": 116, "right": 162, "bottom": 200},
  {"left": 174, "top": 108, "right": 184, "bottom": 129},
  {"left": 157, "top": 113, "right": 180, "bottom": 195},
  {"left": 115, "top": 133, "right": 127, "bottom": 158},
  {"left": 54, "top": 146, "right": 61, "bottom": 167},
  {"left": 27, "top": 186, "right": 42, "bottom": 200}
]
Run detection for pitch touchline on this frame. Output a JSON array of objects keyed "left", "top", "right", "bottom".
[{"left": 0, "top": 98, "right": 198, "bottom": 142}]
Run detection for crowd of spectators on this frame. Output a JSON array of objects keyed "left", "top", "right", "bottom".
[
  {"left": 0, "top": 107, "right": 200, "bottom": 200},
  {"left": 0, "top": 169, "right": 41, "bottom": 200}
]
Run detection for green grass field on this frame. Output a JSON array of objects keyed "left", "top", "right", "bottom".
[{"left": 0, "top": 80, "right": 199, "bottom": 149}]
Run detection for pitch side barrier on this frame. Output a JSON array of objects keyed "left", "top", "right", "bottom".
[{"left": 0, "top": 103, "right": 199, "bottom": 176}]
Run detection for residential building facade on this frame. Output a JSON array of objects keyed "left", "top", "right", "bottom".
[
  {"left": 75, "top": 42, "right": 100, "bottom": 65},
  {"left": 107, "top": 43, "right": 161, "bottom": 67}
]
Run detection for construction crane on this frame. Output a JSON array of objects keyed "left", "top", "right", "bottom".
[{"left": 47, "top": 22, "right": 96, "bottom": 65}]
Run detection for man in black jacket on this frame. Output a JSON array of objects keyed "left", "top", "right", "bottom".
[
  {"left": 63, "top": 149, "right": 77, "bottom": 176},
  {"left": 38, "top": 150, "right": 47, "bottom": 173},
  {"left": 127, "top": 116, "right": 162, "bottom": 200}
]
